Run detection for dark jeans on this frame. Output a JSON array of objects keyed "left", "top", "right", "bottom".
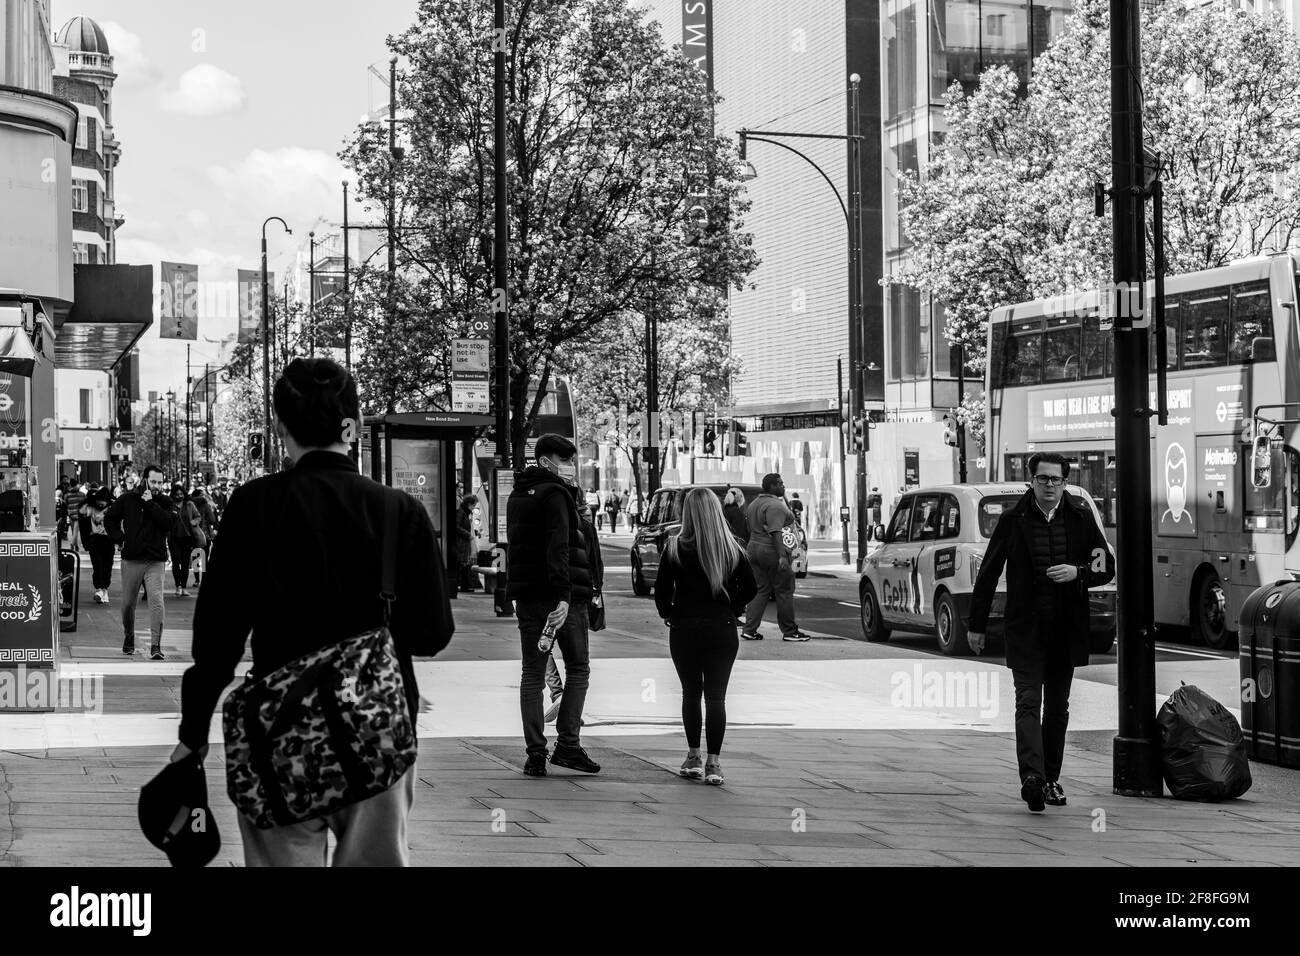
[
  {"left": 87, "top": 535, "right": 115, "bottom": 590},
  {"left": 1010, "top": 638, "right": 1075, "bottom": 784},
  {"left": 742, "top": 543, "right": 797, "bottom": 637},
  {"left": 169, "top": 536, "right": 193, "bottom": 588},
  {"left": 670, "top": 617, "right": 740, "bottom": 754},
  {"left": 517, "top": 599, "right": 590, "bottom": 758}
]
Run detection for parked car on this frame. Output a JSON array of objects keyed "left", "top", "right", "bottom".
[
  {"left": 858, "top": 483, "right": 1117, "bottom": 656},
  {"left": 630, "top": 483, "right": 809, "bottom": 596}
]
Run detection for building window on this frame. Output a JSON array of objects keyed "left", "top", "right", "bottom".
[
  {"left": 73, "top": 243, "right": 90, "bottom": 264},
  {"left": 79, "top": 389, "right": 92, "bottom": 425},
  {"left": 987, "top": 13, "right": 1005, "bottom": 36},
  {"left": 76, "top": 116, "right": 88, "bottom": 149},
  {"left": 889, "top": 284, "right": 926, "bottom": 382},
  {"left": 887, "top": 1, "right": 919, "bottom": 118},
  {"left": 72, "top": 181, "right": 89, "bottom": 213},
  {"left": 96, "top": 183, "right": 104, "bottom": 219}
]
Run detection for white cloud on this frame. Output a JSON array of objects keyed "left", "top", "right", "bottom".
[
  {"left": 115, "top": 147, "right": 351, "bottom": 398},
  {"left": 159, "top": 64, "right": 246, "bottom": 116},
  {"left": 99, "top": 22, "right": 160, "bottom": 86}
]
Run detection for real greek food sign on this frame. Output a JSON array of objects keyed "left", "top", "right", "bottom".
[{"left": 0, "top": 535, "right": 57, "bottom": 664}]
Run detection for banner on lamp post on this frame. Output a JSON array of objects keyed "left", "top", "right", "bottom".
[
  {"left": 158, "top": 262, "right": 199, "bottom": 340},
  {"left": 237, "top": 269, "right": 272, "bottom": 345}
]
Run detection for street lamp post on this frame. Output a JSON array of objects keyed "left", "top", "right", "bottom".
[
  {"left": 739, "top": 99, "right": 867, "bottom": 565},
  {"left": 308, "top": 230, "right": 317, "bottom": 357},
  {"left": 342, "top": 181, "right": 352, "bottom": 374},
  {"left": 165, "top": 390, "right": 175, "bottom": 476},
  {"left": 185, "top": 344, "right": 192, "bottom": 486},
  {"left": 261, "top": 216, "right": 291, "bottom": 476}
]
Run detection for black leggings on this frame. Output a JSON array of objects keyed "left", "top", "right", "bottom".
[
  {"left": 169, "top": 536, "right": 193, "bottom": 588},
  {"left": 669, "top": 618, "right": 740, "bottom": 754},
  {"left": 87, "top": 536, "right": 115, "bottom": 590}
]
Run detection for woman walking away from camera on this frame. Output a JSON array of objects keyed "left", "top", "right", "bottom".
[
  {"left": 86, "top": 487, "right": 115, "bottom": 604},
  {"left": 654, "top": 487, "right": 756, "bottom": 786},
  {"left": 167, "top": 483, "right": 199, "bottom": 597}
]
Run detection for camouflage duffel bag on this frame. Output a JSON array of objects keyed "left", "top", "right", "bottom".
[{"left": 222, "top": 626, "right": 416, "bottom": 829}]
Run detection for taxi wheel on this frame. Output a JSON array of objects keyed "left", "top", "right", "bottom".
[
  {"left": 1191, "top": 570, "right": 1232, "bottom": 650},
  {"left": 860, "top": 582, "right": 891, "bottom": 643},
  {"left": 631, "top": 557, "right": 651, "bottom": 597},
  {"left": 935, "top": 592, "right": 970, "bottom": 656}
]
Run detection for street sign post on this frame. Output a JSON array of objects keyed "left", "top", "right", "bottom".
[{"left": 452, "top": 338, "right": 491, "bottom": 414}]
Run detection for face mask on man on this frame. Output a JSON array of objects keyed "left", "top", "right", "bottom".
[{"left": 540, "top": 455, "right": 578, "bottom": 486}]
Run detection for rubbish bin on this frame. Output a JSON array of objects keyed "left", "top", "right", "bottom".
[
  {"left": 58, "top": 548, "right": 79, "bottom": 633},
  {"left": 1238, "top": 579, "right": 1300, "bottom": 768}
]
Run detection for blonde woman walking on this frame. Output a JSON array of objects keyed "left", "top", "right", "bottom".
[{"left": 654, "top": 488, "right": 757, "bottom": 785}]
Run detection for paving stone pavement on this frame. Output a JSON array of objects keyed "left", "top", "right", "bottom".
[
  {"left": 2, "top": 549, "right": 1298, "bottom": 866},
  {"left": 2, "top": 730, "right": 1299, "bottom": 866}
]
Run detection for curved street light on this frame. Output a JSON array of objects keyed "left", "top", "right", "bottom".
[{"left": 261, "top": 216, "right": 292, "bottom": 474}]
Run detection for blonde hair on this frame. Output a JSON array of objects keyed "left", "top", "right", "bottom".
[
  {"left": 723, "top": 487, "right": 744, "bottom": 507},
  {"left": 670, "top": 487, "right": 744, "bottom": 598}
]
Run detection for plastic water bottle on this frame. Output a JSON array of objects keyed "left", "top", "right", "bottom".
[{"left": 538, "top": 622, "right": 558, "bottom": 653}]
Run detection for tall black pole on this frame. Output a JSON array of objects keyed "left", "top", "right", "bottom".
[
  {"left": 1110, "top": 0, "right": 1162, "bottom": 796},
  {"left": 308, "top": 231, "right": 316, "bottom": 357},
  {"left": 849, "top": 74, "right": 867, "bottom": 571},
  {"left": 343, "top": 181, "right": 352, "bottom": 374},
  {"left": 646, "top": 248, "right": 660, "bottom": 496},
  {"left": 493, "top": 0, "right": 511, "bottom": 471},
  {"left": 186, "top": 344, "right": 192, "bottom": 485},
  {"left": 956, "top": 344, "right": 968, "bottom": 483},
  {"left": 386, "top": 56, "right": 398, "bottom": 416},
  {"left": 837, "top": 356, "right": 851, "bottom": 565},
  {"left": 260, "top": 216, "right": 289, "bottom": 475},
  {"left": 261, "top": 234, "right": 271, "bottom": 476}
]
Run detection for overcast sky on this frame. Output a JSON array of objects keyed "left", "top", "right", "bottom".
[{"left": 53, "top": 0, "right": 416, "bottom": 397}]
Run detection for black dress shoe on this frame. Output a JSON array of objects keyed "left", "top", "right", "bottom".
[
  {"left": 522, "top": 754, "right": 548, "bottom": 777},
  {"left": 551, "top": 745, "right": 600, "bottom": 774},
  {"left": 1021, "top": 774, "right": 1046, "bottom": 812},
  {"left": 1044, "top": 781, "right": 1067, "bottom": 806}
]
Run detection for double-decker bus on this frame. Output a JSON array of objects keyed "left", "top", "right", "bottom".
[{"left": 985, "top": 252, "right": 1300, "bottom": 648}]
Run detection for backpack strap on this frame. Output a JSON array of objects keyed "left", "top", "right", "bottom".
[{"left": 380, "top": 493, "right": 399, "bottom": 628}]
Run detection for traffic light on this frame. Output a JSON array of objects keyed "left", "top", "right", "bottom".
[
  {"left": 703, "top": 423, "right": 717, "bottom": 455},
  {"left": 732, "top": 421, "right": 749, "bottom": 456},
  {"left": 851, "top": 417, "right": 865, "bottom": 452},
  {"left": 248, "top": 430, "right": 264, "bottom": 463},
  {"left": 942, "top": 412, "right": 958, "bottom": 447},
  {"left": 840, "top": 392, "right": 851, "bottom": 447}
]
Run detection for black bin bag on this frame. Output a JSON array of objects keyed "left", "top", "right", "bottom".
[{"left": 1158, "top": 683, "right": 1252, "bottom": 801}]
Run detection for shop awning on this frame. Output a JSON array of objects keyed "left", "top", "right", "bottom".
[{"left": 54, "top": 264, "right": 154, "bottom": 371}]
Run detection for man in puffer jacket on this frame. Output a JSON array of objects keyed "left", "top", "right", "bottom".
[{"left": 506, "top": 433, "right": 598, "bottom": 778}]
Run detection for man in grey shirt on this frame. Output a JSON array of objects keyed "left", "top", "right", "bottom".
[{"left": 740, "top": 473, "right": 810, "bottom": 642}]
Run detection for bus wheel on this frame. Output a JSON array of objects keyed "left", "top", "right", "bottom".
[
  {"left": 860, "top": 582, "right": 891, "bottom": 643},
  {"left": 631, "top": 557, "right": 650, "bottom": 597},
  {"left": 935, "top": 592, "right": 970, "bottom": 656},
  {"left": 1191, "top": 570, "right": 1231, "bottom": 650}
]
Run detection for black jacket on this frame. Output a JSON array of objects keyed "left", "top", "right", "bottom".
[
  {"left": 505, "top": 467, "right": 593, "bottom": 605},
  {"left": 105, "top": 489, "right": 174, "bottom": 561},
  {"left": 654, "top": 539, "right": 757, "bottom": 625},
  {"left": 968, "top": 489, "right": 1115, "bottom": 667},
  {"left": 178, "top": 451, "right": 455, "bottom": 752},
  {"left": 723, "top": 503, "right": 749, "bottom": 543}
]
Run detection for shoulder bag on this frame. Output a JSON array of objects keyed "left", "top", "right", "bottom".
[{"left": 221, "top": 494, "right": 416, "bottom": 829}]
